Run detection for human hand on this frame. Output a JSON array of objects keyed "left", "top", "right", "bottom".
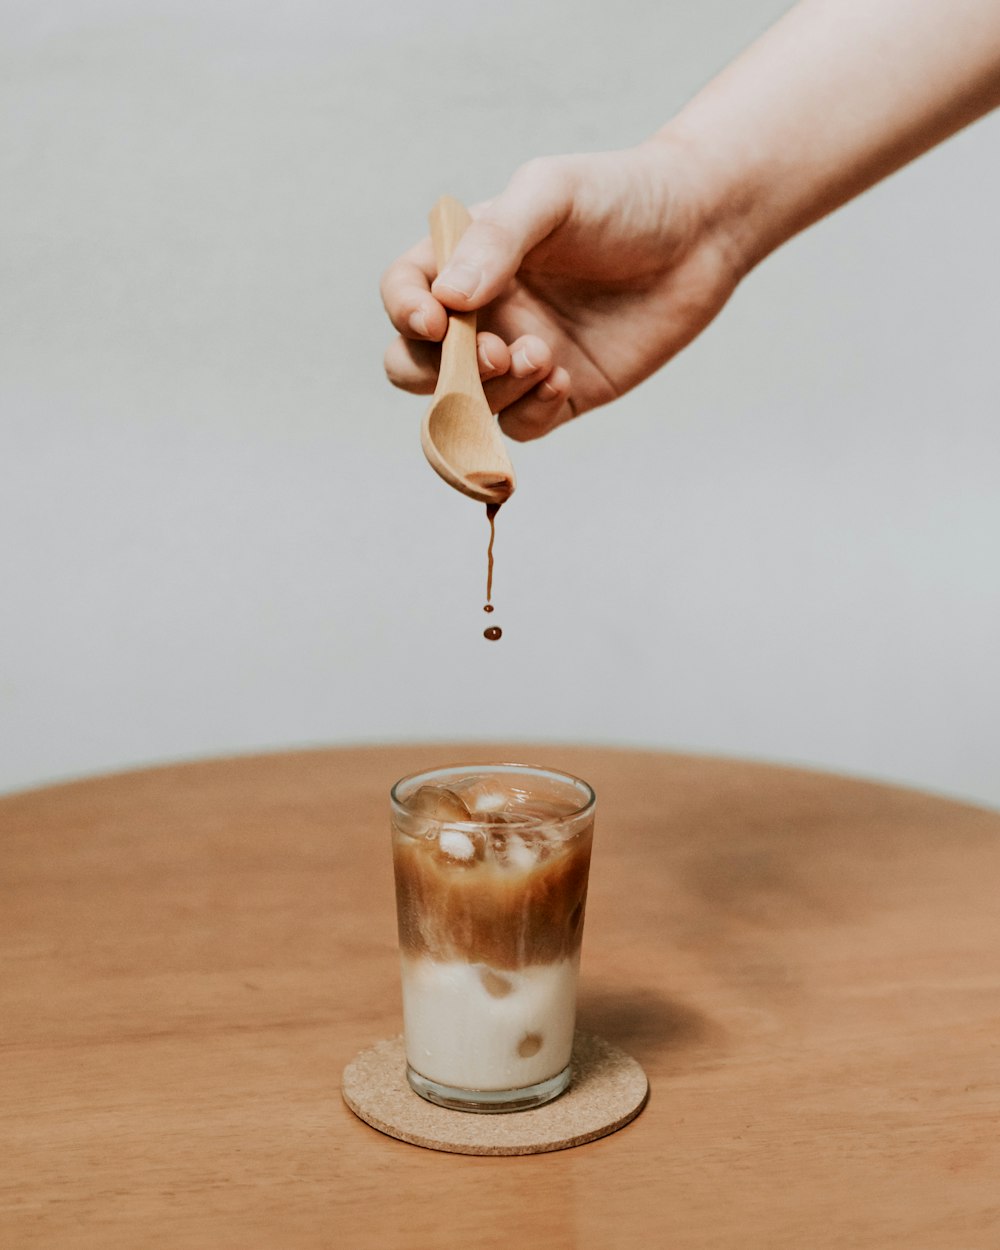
[
  {"left": 381, "top": 138, "right": 746, "bottom": 441},
  {"left": 383, "top": 0, "right": 1000, "bottom": 444}
]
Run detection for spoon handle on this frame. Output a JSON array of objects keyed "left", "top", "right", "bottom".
[{"left": 429, "top": 197, "right": 480, "bottom": 394}]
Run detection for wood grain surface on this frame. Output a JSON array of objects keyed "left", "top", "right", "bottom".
[{"left": 2, "top": 745, "right": 998, "bottom": 1249}]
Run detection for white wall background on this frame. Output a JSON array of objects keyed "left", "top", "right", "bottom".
[{"left": 2, "top": 0, "right": 998, "bottom": 807}]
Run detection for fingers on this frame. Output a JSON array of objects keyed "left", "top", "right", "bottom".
[
  {"left": 381, "top": 155, "right": 572, "bottom": 332},
  {"left": 385, "top": 322, "right": 575, "bottom": 440},
  {"left": 481, "top": 335, "right": 552, "bottom": 413},
  {"left": 431, "top": 157, "right": 575, "bottom": 310},
  {"left": 383, "top": 156, "right": 581, "bottom": 439},
  {"left": 498, "top": 366, "right": 574, "bottom": 442},
  {"left": 380, "top": 239, "right": 449, "bottom": 341},
  {"left": 383, "top": 157, "right": 573, "bottom": 336},
  {"left": 384, "top": 331, "right": 511, "bottom": 395},
  {"left": 385, "top": 324, "right": 576, "bottom": 441}
]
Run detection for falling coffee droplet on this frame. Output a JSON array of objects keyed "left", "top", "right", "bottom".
[{"left": 483, "top": 501, "right": 504, "bottom": 642}]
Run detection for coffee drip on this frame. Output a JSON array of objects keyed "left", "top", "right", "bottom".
[{"left": 483, "top": 502, "right": 503, "bottom": 641}]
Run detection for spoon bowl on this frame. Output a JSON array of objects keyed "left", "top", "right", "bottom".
[{"left": 420, "top": 197, "right": 516, "bottom": 505}]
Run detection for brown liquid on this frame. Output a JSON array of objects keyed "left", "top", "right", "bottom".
[
  {"left": 485, "top": 503, "right": 500, "bottom": 600},
  {"left": 392, "top": 794, "right": 593, "bottom": 970},
  {"left": 482, "top": 502, "right": 505, "bottom": 641}
]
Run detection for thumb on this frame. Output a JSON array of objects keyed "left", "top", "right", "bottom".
[{"left": 431, "top": 157, "right": 574, "bottom": 310}]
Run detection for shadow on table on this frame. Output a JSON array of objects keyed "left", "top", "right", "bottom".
[{"left": 577, "top": 983, "right": 725, "bottom": 1067}]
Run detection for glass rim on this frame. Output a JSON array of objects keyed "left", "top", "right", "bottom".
[{"left": 390, "top": 761, "right": 596, "bottom": 828}]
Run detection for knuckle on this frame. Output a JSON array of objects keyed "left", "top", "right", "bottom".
[
  {"left": 509, "top": 153, "right": 574, "bottom": 203},
  {"left": 512, "top": 155, "right": 558, "bottom": 190},
  {"left": 464, "top": 216, "right": 517, "bottom": 261},
  {"left": 378, "top": 263, "right": 401, "bottom": 303},
  {"left": 383, "top": 342, "right": 410, "bottom": 388},
  {"left": 502, "top": 417, "right": 543, "bottom": 443}
]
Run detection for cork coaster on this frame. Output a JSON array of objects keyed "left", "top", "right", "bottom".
[{"left": 341, "top": 1032, "right": 648, "bottom": 1156}]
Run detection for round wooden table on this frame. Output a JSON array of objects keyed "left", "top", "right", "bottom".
[{"left": 2, "top": 745, "right": 998, "bottom": 1248}]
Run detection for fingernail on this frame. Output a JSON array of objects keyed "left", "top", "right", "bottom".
[
  {"left": 436, "top": 262, "right": 482, "bottom": 299},
  {"left": 513, "top": 346, "right": 539, "bottom": 373},
  {"left": 538, "top": 379, "right": 562, "bottom": 401},
  {"left": 478, "top": 342, "right": 495, "bottom": 372},
  {"left": 408, "top": 308, "right": 428, "bottom": 336}
]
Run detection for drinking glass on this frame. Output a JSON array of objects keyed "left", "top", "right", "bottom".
[{"left": 390, "top": 763, "right": 596, "bottom": 1112}]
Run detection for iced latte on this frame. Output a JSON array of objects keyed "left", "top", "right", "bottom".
[{"left": 390, "top": 764, "right": 595, "bottom": 1112}]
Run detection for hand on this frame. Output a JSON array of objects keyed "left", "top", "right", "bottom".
[
  {"left": 381, "top": 138, "right": 745, "bottom": 441},
  {"left": 383, "top": 0, "right": 1000, "bottom": 443}
]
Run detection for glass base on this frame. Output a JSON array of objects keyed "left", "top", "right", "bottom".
[{"left": 406, "top": 1063, "right": 571, "bottom": 1114}]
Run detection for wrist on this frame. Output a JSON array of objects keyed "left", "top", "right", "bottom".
[{"left": 643, "top": 119, "right": 775, "bottom": 282}]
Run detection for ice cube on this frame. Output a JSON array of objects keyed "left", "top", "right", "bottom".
[
  {"left": 504, "top": 832, "right": 540, "bottom": 872},
  {"left": 517, "top": 1032, "right": 543, "bottom": 1058},
  {"left": 407, "top": 784, "right": 472, "bottom": 823},
  {"left": 479, "top": 968, "right": 514, "bottom": 998},
  {"left": 436, "top": 827, "right": 480, "bottom": 862},
  {"left": 452, "top": 777, "right": 509, "bottom": 815},
  {"left": 527, "top": 828, "right": 555, "bottom": 862},
  {"left": 486, "top": 827, "right": 508, "bottom": 865}
]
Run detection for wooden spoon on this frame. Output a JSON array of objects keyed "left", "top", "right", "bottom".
[{"left": 421, "top": 196, "right": 516, "bottom": 504}]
